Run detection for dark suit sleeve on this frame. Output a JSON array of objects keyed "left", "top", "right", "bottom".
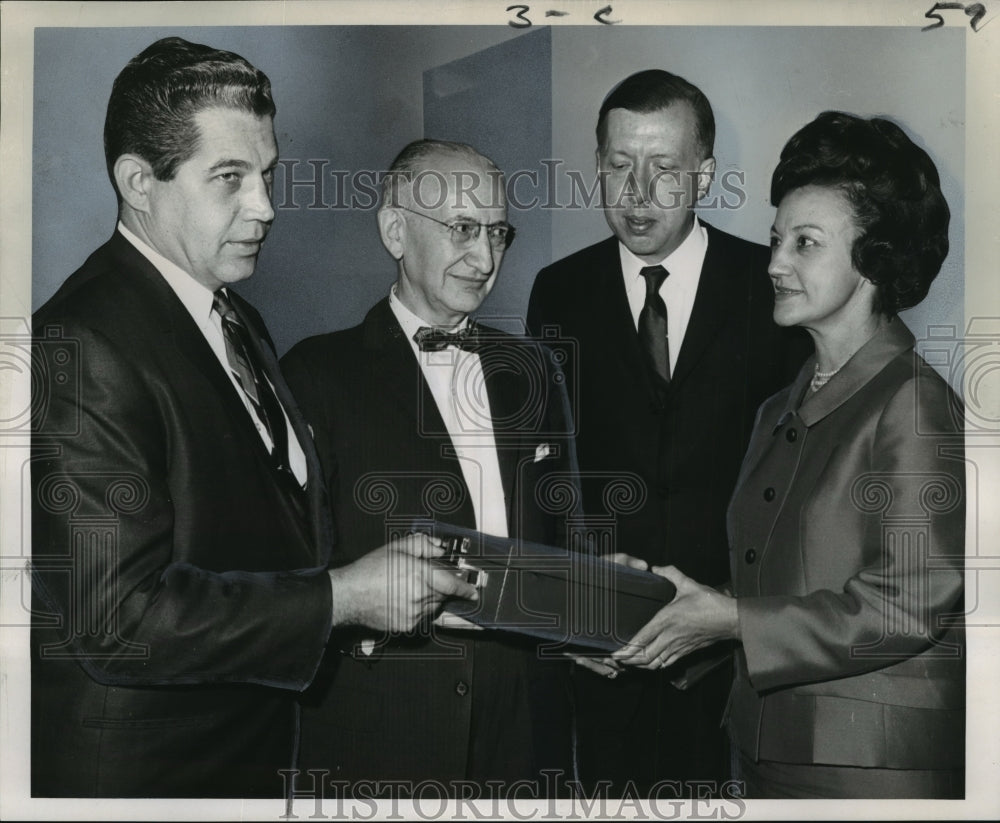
[
  {"left": 31, "top": 320, "right": 333, "bottom": 690},
  {"left": 737, "top": 375, "right": 964, "bottom": 691},
  {"left": 537, "top": 339, "right": 585, "bottom": 551},
  {"left": 526, "top": 265, "right": 558, "bottom": 339}
]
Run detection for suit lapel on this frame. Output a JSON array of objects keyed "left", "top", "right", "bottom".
[
  {"left": 668, "top": 231, "right": 730, "bottom": 390},
  {"left": 478, "top": 336, "right": 524, "bottom": 526},
  {"left": 595, "top": 226, "right": 748, "bottom": 397},
  {"left": 107, "top": 235, "right": 323, "bottom": 565},
  {"left": 230, "top": 292, "right": 333, "bottom": 566},
  {"left": 361, "top": 300, "right": 479, "bottom": 527},
  {"left": 108, "top": 236, "right": 259, "bottom": 436},
  {"left": 362, "top": 299, "right": 444, "bottom": 433}
]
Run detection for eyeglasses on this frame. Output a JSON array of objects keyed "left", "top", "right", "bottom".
[{"left": 397, "top": 205, "right": 516, "bottom": 251}]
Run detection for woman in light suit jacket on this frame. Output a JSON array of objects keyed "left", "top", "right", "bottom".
[{"left": 614, "top": 111, "right": 965, "bottom": 798}]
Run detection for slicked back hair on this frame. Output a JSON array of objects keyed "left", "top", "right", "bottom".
[
  {"left": 596, "top": 69, "right": 715, "bottom": 160},
  {"left": 104, "top": 36, "right": 275, "bottom": 198}
]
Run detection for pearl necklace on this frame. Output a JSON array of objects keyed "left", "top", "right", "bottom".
[{"left": 810, "top": 362, "right": 843, "bottom": 393}]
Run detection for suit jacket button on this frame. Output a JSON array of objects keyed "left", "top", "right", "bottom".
[
  {"left": 763, "top": 487, "right": 776, "bottom": 502},
  {"left": 785, "top": 427, "right": 798, "bottom": 442},
  {"left": 744, "top": 549, "right": 757, "bottom": 564},
  {"left": 455, "top": 681, "right": 469, "bottom": 697}
]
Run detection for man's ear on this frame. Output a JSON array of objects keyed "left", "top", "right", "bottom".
[
  {"left": 377, "top": 206, "right": 405, "bottom": 260},
  {"left": 695, "top": 156, "right": 716, "bottom": 201},
  {"left": 113, "top": 154, "right": 155, "bottom": 214}
]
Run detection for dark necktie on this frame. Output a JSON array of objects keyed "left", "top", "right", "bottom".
[
  {"left": 213, "top": 290, "right": 290, "bottom": 472},
  {"left": 414, "top": 324, "right": 482, "bottom": 353},
  {"left": 638, "top": 265, "right": 671, "bottom": 386}
]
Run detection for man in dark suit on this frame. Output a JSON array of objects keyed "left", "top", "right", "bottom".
[
  {"left": 281, "top": 139, "right": 577, "bottom": 793},
  {"left": 527, "top": 69, "right": 810, "bottom": 796},
  {"left": 30, "top": 38, "right": 475, "bottom": 799}
]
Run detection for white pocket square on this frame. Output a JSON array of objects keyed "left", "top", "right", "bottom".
[{"left": 534, "top": 443, "right": 552, "bottom": 463}]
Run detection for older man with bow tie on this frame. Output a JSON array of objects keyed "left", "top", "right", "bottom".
[{"left": 281, "top": 139, "right": 579, "bottom": 795}]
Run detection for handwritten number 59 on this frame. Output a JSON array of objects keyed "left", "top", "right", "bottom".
[{"left": 922, "top": 2, "right": 987, "bottom": 31}]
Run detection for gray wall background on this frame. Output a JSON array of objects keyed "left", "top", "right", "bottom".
[
  {"left": 33, "top": 25, "right": 964, "bottom": 360},
  {"left": 32, "top": 26, "right": 522, "bottom": 349},
  {"left": 424, "top": 29, "right": 552, "bottom": 334}
]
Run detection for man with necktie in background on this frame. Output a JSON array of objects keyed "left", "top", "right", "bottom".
[
  {"left": 282, "top": 139, "right": 578, "bottom": 793},
  {"left": 30, "top": 38, "right": 475, "bottom": 799},
  {"left": 527, "top": 69, "right": 811, "bottom": 795}
]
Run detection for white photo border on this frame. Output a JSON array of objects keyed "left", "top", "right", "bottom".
[{"left": 2, "top": 1, "right": 997, "bottom": 820}]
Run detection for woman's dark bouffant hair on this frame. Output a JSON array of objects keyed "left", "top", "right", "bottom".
[{"left": 771, "top": 111, "right": 950, "bottom": 315}]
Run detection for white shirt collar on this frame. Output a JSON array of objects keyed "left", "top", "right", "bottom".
[
  {"left": 386, "top": 288, "right": 505, "bottom": 538},
  {"left": 117, "top": 220, "right": 217, "bottom": 330},
  {"left": 116, "top": 224, "right": 309, "bottom": 488},
  {"left": 618, "top": 215, "right": 707, "bottom": 285},
  {"left": 617, "top": 216, "right": 710, "bottom": 367},
  {"left": 388, "top": 284, "right": 470, "bottom": 353}
]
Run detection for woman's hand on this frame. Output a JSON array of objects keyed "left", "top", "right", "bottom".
[
  {"left": 564, "top": 653, "right": 624, "bottom": 679},
  {"left": 612, "top": 566, "right": 740, "bottom": 670}
]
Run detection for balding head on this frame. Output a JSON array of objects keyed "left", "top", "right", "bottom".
[{"left": 380, "top": 139, "right": 505, "bottom": 212}]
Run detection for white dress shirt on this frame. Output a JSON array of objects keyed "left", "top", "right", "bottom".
[
  {"left": 117, "top": 222, "right": 308, "bottom": 487},
  {"left": 389, "top": 287, "right": 508, "bottom": 538},
  {"left": 620, "top": 216, "right": 708, "bottom": 375}
]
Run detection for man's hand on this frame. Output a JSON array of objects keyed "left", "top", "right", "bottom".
[
  {"left": 611, "top": 565, "right": 739, "bottom": 670},
  {"left": 602, "top": 552, "right": 650, "bottom": 571},
  {"left": 328, "top": 533, "right": 478, "bottom": 633},
  {"left": 433, "top": 612, "right": 484, "bottom": 631}
]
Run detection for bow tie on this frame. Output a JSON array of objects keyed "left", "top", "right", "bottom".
[{"left": 414, "top": 324, "right": 483, "bottom": 353}]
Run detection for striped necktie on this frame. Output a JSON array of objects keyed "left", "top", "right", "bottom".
[{"left": 213, "top": 290, "right": 290, "bottom": 472}]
